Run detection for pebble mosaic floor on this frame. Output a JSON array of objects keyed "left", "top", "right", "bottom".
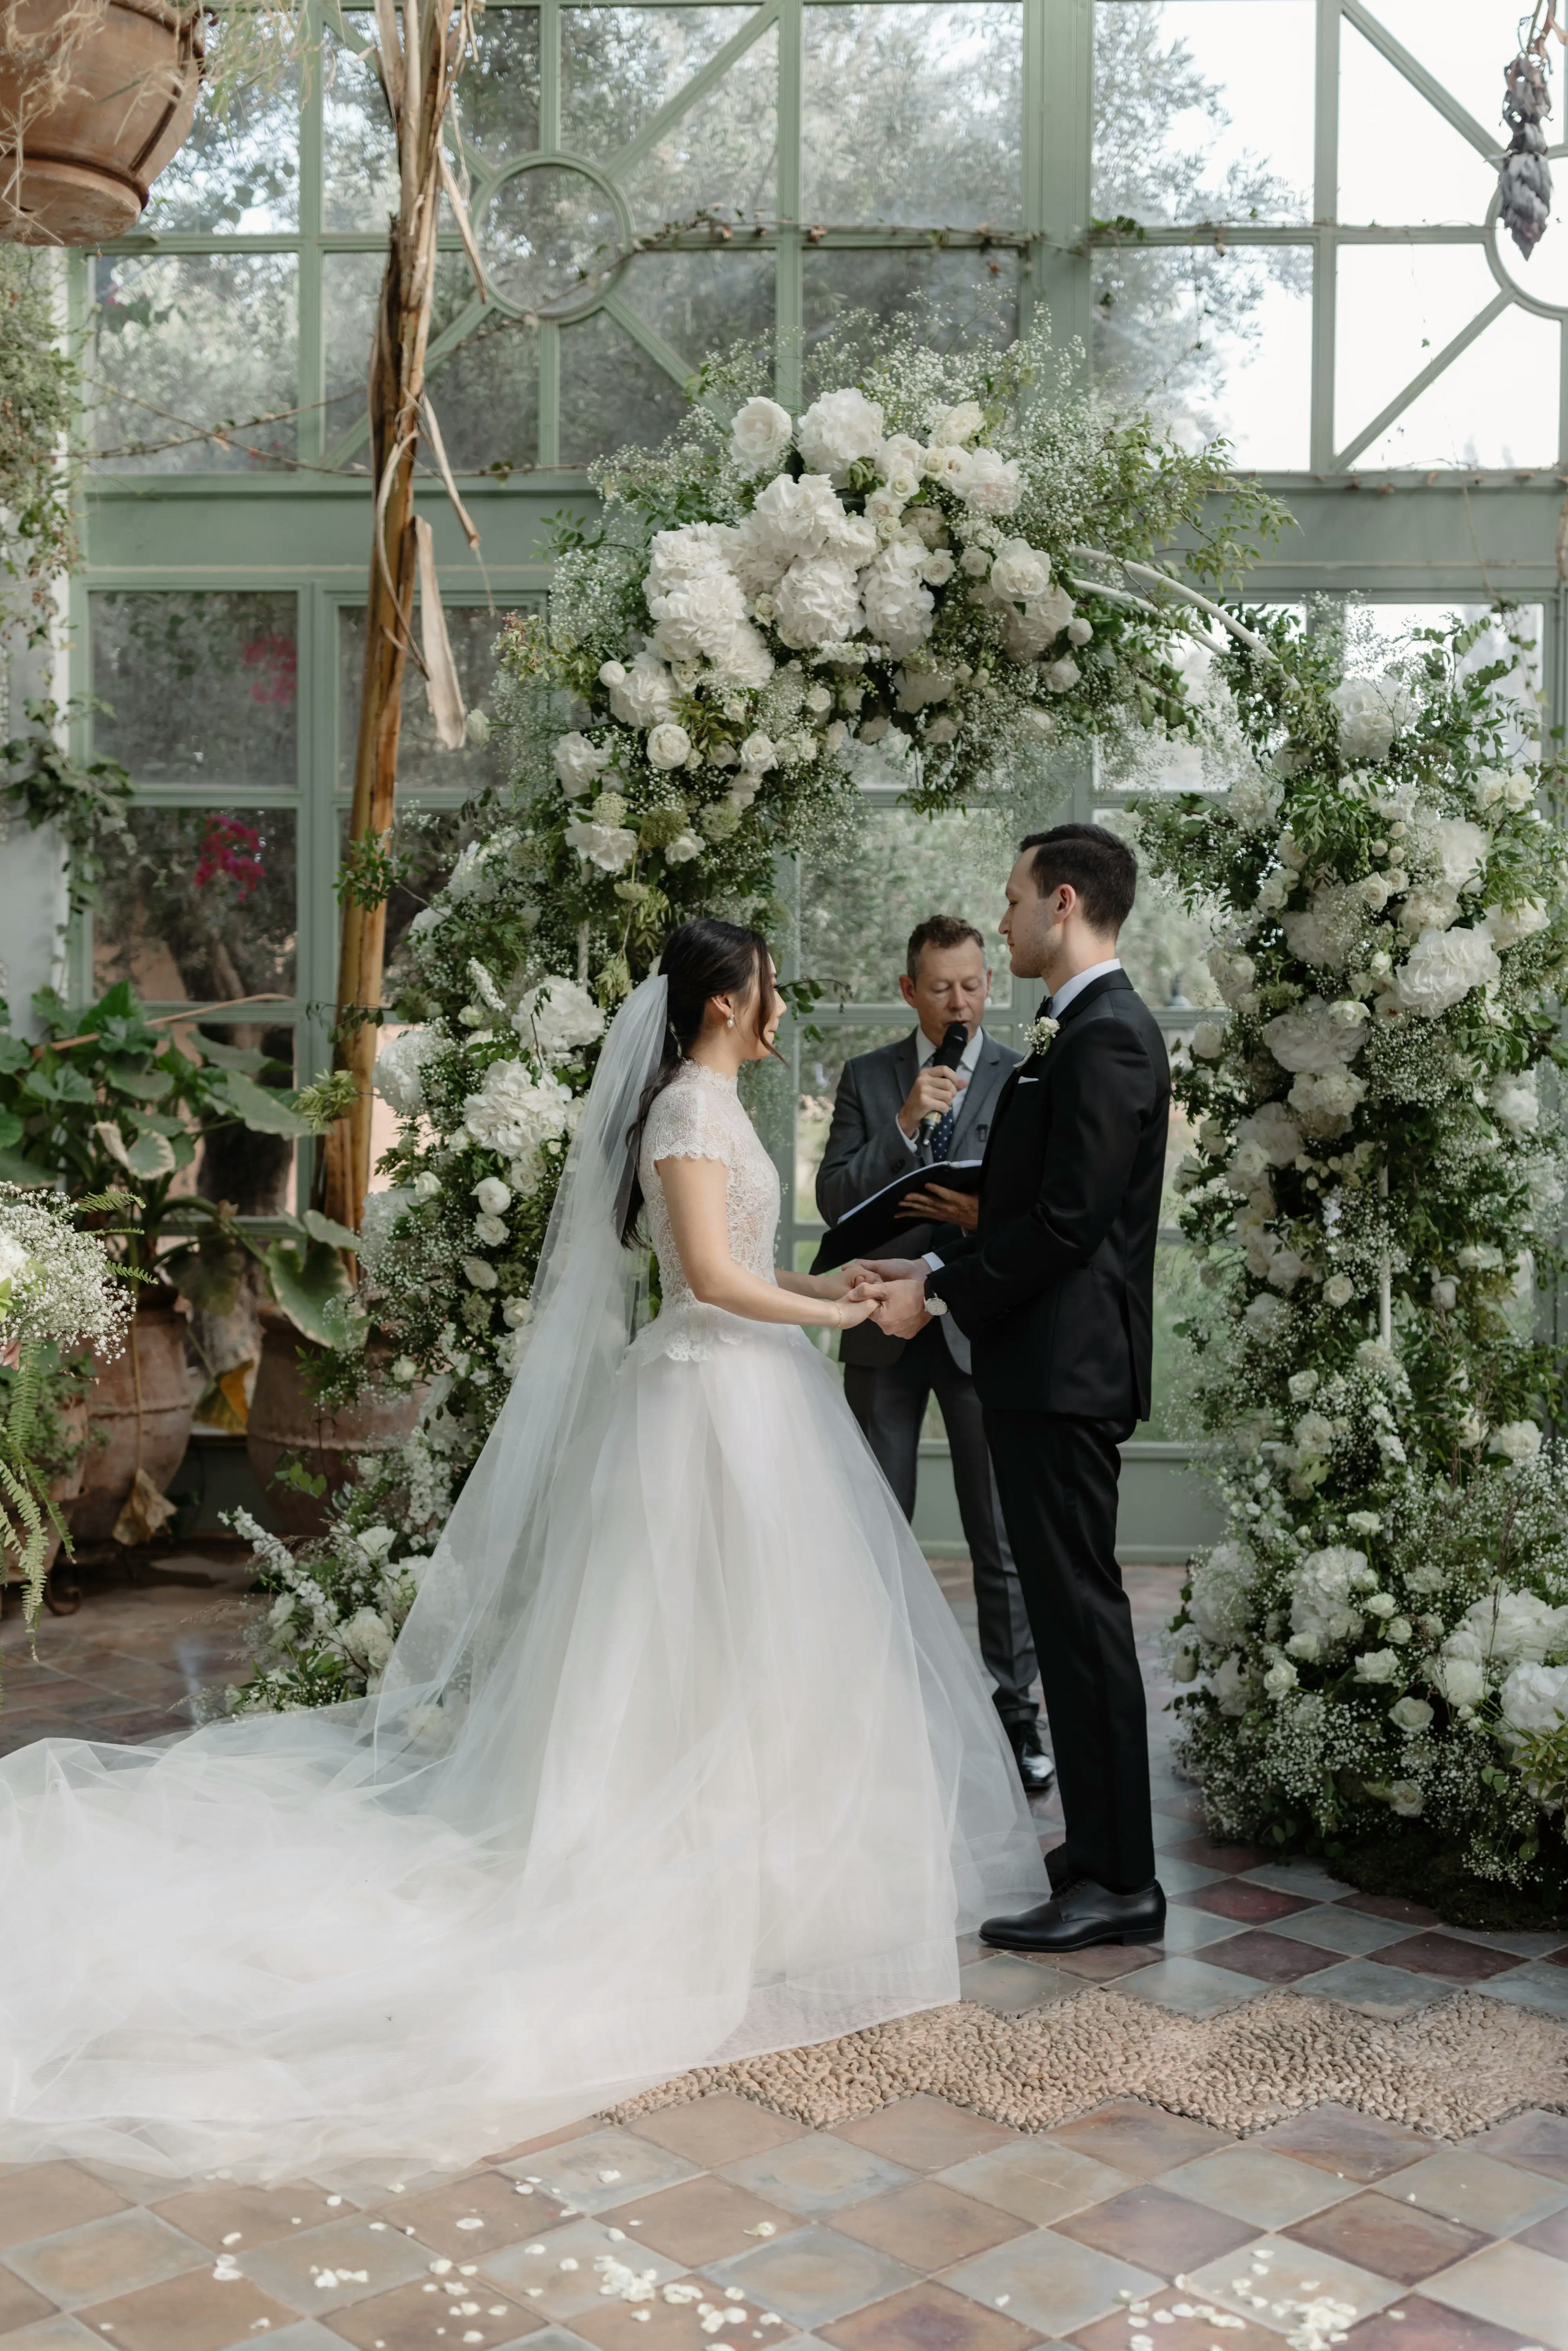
[{"left": 0, "top": 1551, "right": 1564, "bottom": 2351}]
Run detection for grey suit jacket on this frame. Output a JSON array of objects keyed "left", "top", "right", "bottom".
[{"left": 815, "top": 1028, "right": 1022, "bottom": 1370}]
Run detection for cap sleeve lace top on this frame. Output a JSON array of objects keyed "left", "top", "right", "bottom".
[{"left": 635, "top": 1062, "right": 780, "bottom": 1359}]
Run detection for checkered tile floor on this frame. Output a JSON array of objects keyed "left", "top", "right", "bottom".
[{"left": 1, "top": 1555, "right": 1565, "bottom": 2351}]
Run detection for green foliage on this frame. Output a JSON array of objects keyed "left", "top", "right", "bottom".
[
  {"left": 0, "top": 250, "right": 77, "bottom": 641},
  {"left": 0, "top": 700, "right": 135, "bottom": 918}
]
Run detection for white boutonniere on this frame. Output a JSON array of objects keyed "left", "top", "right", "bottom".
[{"left": 1025, "top": 1014, "right": 1060, "bottom": 1060}]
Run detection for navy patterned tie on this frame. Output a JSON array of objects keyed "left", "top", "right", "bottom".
[{"left": 928, "top": 1094, "right": 959, "bottom": 1164}]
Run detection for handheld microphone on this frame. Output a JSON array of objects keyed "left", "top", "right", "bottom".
[{"left": 920, "top": 1021, "right": 970, "bottom": 1148}]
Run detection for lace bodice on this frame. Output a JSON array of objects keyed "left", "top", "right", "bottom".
[{"left": 636, "top": 1063, "right": 780, "bottom": 1359}]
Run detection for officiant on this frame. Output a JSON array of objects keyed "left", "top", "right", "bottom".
[{"left": 816, "top": 915, "right": 1052, "bottom": 1794}]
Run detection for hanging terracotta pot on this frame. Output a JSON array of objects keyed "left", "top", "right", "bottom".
[
  {"left": 67, "top": 1299, "right": 195, "bottom": 1545},
  {"left": 247, "top": 1304, "right": 425, "bottom": 1540},
  {"left": 0, "top": 1, "right": 205, "bottom": 247}
]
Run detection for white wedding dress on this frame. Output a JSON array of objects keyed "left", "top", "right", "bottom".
[{"left": 0, "top": 982, "right": 1045, "bottom": 2184}]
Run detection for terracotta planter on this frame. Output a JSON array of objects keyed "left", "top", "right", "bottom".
[
  {"left": 247, "top": 1304, "right": 425, "bottom": 1540},
  {"left": 67, "top": 1302, "right": 195, "bottom": 1544},
  {"left": 0, "top": 1, "right": 205, "bottom": 246}
]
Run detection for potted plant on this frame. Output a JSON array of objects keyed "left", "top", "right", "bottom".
[{"left": 0, "top": 2, "right": 207, "bottom": 247}]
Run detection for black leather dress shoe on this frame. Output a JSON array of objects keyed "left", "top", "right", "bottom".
[
  {"left": 1008, "top": 1721, "right": 1056, "bottom": 1795},
  {"left": 980, "top": 1876, "right": 1166, "bottom": 1953}
]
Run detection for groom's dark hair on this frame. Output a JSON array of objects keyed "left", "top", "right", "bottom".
[{"left": 1020, "top": 823, "right": 1137, "bottom": 936}]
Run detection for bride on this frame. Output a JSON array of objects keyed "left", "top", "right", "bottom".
[{"left": 0, "top": 918, "right": 1046, "bottom": 2183}]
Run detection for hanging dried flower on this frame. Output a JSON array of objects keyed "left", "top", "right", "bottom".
[{"left": 1499, "top": 33, "right": 1555, "bottom": 260}]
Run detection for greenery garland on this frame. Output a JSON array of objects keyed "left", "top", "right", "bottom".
[{"left": 1138, "top": 608, "right": 1568, "bottom": 1903}]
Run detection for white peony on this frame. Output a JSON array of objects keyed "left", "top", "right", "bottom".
[
  {"left": 951, "top": 445, "right": 1021, "bottom": 515},
  {"left": 860, "top": 540, "right": 936, "bottom": 657},
  {"left": 645, "top": 722, "right": 693, "bottom": 771},
  {"left": 1486, "top": 897, "right": 1549, "bottom": 947},
  {"left": 930, "top": 400, "right": 985, "bottom": 445},
  {"left": 513, "top": 976, "right": 605, "bottom": 1063},
  {"left": 989, "top": 541, "right": 1051, "bottom": 601},
  {"left": 564, "top": 820, "right": 638, "bottom": 873},
  {"left": 553, "top": 731, "right": 612, "bottom": 798},
  {"left": 729, "top": 395, "right": 793, "bottom": 475},
  {"left": 462, "top": 1059, "right": 572, "bottom": 1159},
  {"left": 1331, "top": 673, "right": 1418, "bottom": 761},
  {"left": 1290, "top": 1547, "right": 1370, "bottom": 1651},
  {"left": 1499, "top": 1661, "right": 1568, "bottom": 1736},
  {"left": 1235, "top": 1100, "right": 1303, "bottom": 1168},
  {"left": 607, "top": 652, "right": 677, "bottom": 729},
  {"left": 373, "top": 1024, "right": 444, "bottom": 1118},
  {"left": 773, "top": 554, "right": 865, "bottom": 650},
  {"left": 1263, "top": 998, "right": 1368, "bottom": 1075},
  {"left": 795, "top": 387, "right": 885, "bottom": 478},
  {"left": 1488, "top": 1419, "right": 1543, "bottom": 1464},
  {"left": 1394, "top": 923, "right": 1501, "bottom": 1016},
  {"left": 1188, "top": 1542, "right": 1255, "bottom": 1647}
]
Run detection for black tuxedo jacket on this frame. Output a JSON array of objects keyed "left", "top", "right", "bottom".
[{"left": 924, "top": 970, "right": 1169, "bottom": 1420}]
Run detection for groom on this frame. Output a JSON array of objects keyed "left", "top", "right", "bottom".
[{"left": 861, "top": 825, "right": 1169, "bottom": 1954}]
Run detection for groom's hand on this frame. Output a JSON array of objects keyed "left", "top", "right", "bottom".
[{"left": 869, "top": 1274, "right": 932, "bottom": 1340}]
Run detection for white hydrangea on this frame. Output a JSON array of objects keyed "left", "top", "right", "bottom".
[
  {"left": 1331, "top": 673, "right": 1418, "bottom": 761},
  {"left": 356, "top": 1183, "right": 414, "bottom": 1272},
  {"left": 1418, "top": 814, "right": 1489, "bottom": 894},
  {"left": 773, "top": 555, "right": 865, "bottom": 651},
  {"left": 1486, "top": 897, "right": 1549, "bottom": 947},
  {"left": 1210, "top": 1653, "right": 1251, "bottom": 1716},
  {"left": 1281, "top": 883, "right": 1368, "bottom": 973},
  {"left": 513, "top": 976, "right": 606, "bottom": 1063},
  {"left": 930, "top": 399, "right": 985, "bottom": 445},
  {"left": 1394, "top": 925, "right": 1501, "bottom": 1016},
  {"left": 795, "top": 388, "right": 885, "bottom": 478},
  {"left": 1263, "top": 998, "right": 1368, "bottom": 1075},
  {"left": 1188, "top": 1542, "right": 1255, "bottom": 1647},
  {"left": 1235, "top": 1100, "right": 1303, "bottom": 1168},
  {"left": 1456, "top": 1584, "right": 1568, "bottom": 1664},
  {"left": 860, "top": 539, "right": 936, "bottom": 657},
  {"left": 373, "top": 1024, "right": 444, "bottom": 1118},
  {"left": 1289, "top": 1547, "right": 1371, "bottom": 1652},
  {"left": 339, "top": 1606, "right": 396, "bottom": 1674},
  {"left": 1289, "top": 1065, "right": 1367, "bottom": 1138},
  {"left": 1488, "top": 1071, "right": 1539, "bottom": 1134},
  {"left": 1499, "top": 1661, "right": 1568, "bottom": 1737},
  {"left": 462, "top": 1059, "right": 573, "bottom": 1159},
  {"left": 950, "top": 445, "right": 1022, "bottom": 515}
]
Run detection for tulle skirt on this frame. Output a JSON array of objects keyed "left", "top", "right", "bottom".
[{"left": 0, "top": 1320, "right": 1045, "bottom": 2182}]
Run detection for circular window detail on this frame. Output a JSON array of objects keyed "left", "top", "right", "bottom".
[{"left": 477, "top": 159, "right": 629, "bottom": 321}]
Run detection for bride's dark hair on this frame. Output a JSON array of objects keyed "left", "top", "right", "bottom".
[{"left": 620, "top": 917, "right": 774, "bottom": 1245}]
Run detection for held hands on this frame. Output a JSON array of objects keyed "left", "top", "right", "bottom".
[
  {"left": 897, "top": 1065, "right": 968, "bottom": 1140},
  {"left": 844, "top": 1257, "right": 933, "bottom": 1340},
  {"left": 896, "top": 1181, "right": 978, "bottom": 1232}
]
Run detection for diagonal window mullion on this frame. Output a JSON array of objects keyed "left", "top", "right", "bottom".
[
  {"left": 1333, "top": 287, "right": 1512, "bottom": 471},
  {"left": 597, "top": 288, "right": 695, "bottom": 388},
  {"left": 606, "top": 0, "right": 781, "bottom": 181},
  {"left": 1341, "top": 0, "right": 1498, "bottom": 160}
]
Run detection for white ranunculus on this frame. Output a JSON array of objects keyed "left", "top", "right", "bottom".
[
  {"left": 1389, "top": 1696, "right": 1434, "bottom": 1734},
  {"left": 1235, "top": 1100, "right": 1303, "bottom": 1169},
  {"left": 930, "top": 399, "right": 985, "bottom": 446},
  {"left": 729, "top": 395, "right": 793, "bottom": 475},
  {"left": 1486, "top": 898, "right": 1549, "bottom": 947},
  {"left": 1263, "top": 997, "right": 1367, "bottom": 1075},
  {"left": 607, "top": 651, "right": 676, "bottom": 729},
  {"left": 860, "top": 540, "right": 935, "bottom": 657},
  {"left": 553, "top": 731, "right": 612, "bottom": 798},
  {"left": 1488, "top": 1071, "right": 1539, "bottom": 1133},
  {"left": 1188, "top": 1542, "right": 1255, "bottom": 1647},
  {"left": 645, "top": 721, "right": 693, "bottom": 771},
  {"left": 564, "top": 819, "right": 638, "bottom": 873},
  {"left": 773, "top": 554, "right": 865, "bottom": 651},
  {"left": 1499, "top": 1661, "right": 1568, "bottom": 1737},
  {"left": 989, "top": 540, "right": 1051, "bottom": 601},
  {"left": 462, "top": 1059, "right": 572, "bottom": 1160},
  {"left": 1488, "top": 1418, "right": 1543, "bottom": 1464},
  {"left": 513, "top": 976, "right": 605, "bottom": 1063},
  {"left": 1331, "top": 673, "right": 1419, "bottom": 761},
  {"left": 373, "top": 1024, "right": 444, "bottom": 1118},
  {"left": 951, "top": 445, "right": 1022, "bottom": 515},
  {"left": 1394, "top": 923, "right": 1502, "bottom": 1017},
  {"left": 1290, "top": 1547, "right": 1370, "bottom": 1652},
  {"left": 795, "top": 387, "right": 885, "bottom": 478}
]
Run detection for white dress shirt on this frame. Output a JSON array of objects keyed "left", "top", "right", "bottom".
[
  {"left": 921, "top": 967, "right": 1120, "bottom": 1275},
  {"left": 897, "top": 1024, "right": 987, "bottom": 1150}
]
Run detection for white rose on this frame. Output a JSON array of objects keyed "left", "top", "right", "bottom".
[
  {"left": 1389, "top": 1696, "right": 1434, "bottom": 1733},
  {"left": 663, "top": 830, "right": 703, "bottom": 864},
  {"left": 553, "top": 731, "right": 612, "bottom": 798},
  {"left": 473, "top": 1175, "right": 511, "bottom": 1217},
  {"left": 952, "top": 445, "right": 1021, "bottom": 515},
  {"left": 1354, "top": 1647, "right": 1401, "bottom": 1685},
  {"left": 1388, "top": 1781, "right": 1424, "bottom": 1817},
  {"left": 1191, "top": 1023, "right": 1226, "bottom": 1062},
  {"left": 1394, "top": 924, "right": 1502, "bottom": 1017},
  {"left": 1263, "top": 1659, "right": 1298, "bottom": 1698},
  {"left": 730, "top": 395, "right": 793, "bottom": 475},
  {"left": 795, "top": 387, "right": 885, "bottom": 478},
  {"left": 461, "top": 1255, "right": 498, "bottom": 1292},
  {"left": 930, "top": 400, "right": 985, "bottom": 445},
  {"left": 1288, "top": 1370, "right": 1319, "bottom": 1401},
  {"left": 1437, "top": 1656, "right": 1486, "bottom": 1707},
  {"left": 606, "top": 652, "right": 676, "bottom": 729},
  {"left": 411, "top": 1169, "right": 441, "bottom": 1202},
  {"left": 1042, "top": 655, "right": 1080, "bottom": 694},
  {"left": 646, "top": 722, "right": 693, "bottom": 771},
  {"left": 989, "top": 540, "right": 1051, "bottom": 601},
  {"left": 1431, "top": 1275, "right": 1458, "bottom": 1310},
  {"left": 959, "top": 544, "right": 991, "bottom": 578},
  {"left": 739, "top": 732, "right": 777, "bottom": 772}
]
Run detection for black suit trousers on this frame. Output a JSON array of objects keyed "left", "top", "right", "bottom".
[{"left": 983, "top": 1408, "right": 1156, "bottom": 1894}]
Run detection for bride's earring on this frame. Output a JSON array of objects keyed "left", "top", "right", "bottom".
[{"left": 726, "top": 1013, "right": 735, "bottom": 1030}]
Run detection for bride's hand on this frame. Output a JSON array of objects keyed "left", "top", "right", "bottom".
[{"left": 832, "top": 1294, "right": 878, "bottom": 1328}]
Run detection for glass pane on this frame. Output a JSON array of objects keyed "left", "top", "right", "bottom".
[
  {"left": 143, "top": 34, "right": 298, "bottom": 231},
  {"left": 185, "top": 1021, "right": 298, "bottom": 1217},
  {"left": 1093, "top": 2, "right": 1312, "bottom": 227},
  {"left": 424, "top": 312, "right": 540, "bottom": 472},
  {"left": 323, "top": 24, "right": 400, "bottom": 229},
  {"left": 448, "top": 5, "right": 542, "bottom": 172},
  {"left": 338, "top": 602, "right": 526, "bottom": 790},
  {"left": 89, "top": 254, "right": 298, "bottom": 475},
  {"left": 94, "top": 809, "right": 298, "bottom": 1005},
  {"left": 1092, "top": 245, "right": 1312, "bottom": 466},
  {"left": 617, "top": 250, "right": 775, "bottom": 369},
  {"left": 1144, "top": 1240, "right": 1203, "bottom": 1438},
  {"left": 478, "top": 163, "right": 624, "bottom": 313},
  {"left": 91, "top": 593, "right": 298, "bottom": 788},
  {"left": 1111, "top": 866, "right": 1222, "bottom": 1014},
  {"left": 799, "top": 807, "right": 1016, "bottom": 1007},
  {"left": 1361, "top": 0, "right": 1524, "bottom": 118},
  {"left": 1336, "top": 253, "right": 1557, "bottom": 466},
  {"left": 564, "top": 7, "right": 774, "bottom": 210},
  {"left": 804, "top": 249, "right": 1019, "bottom": 353},
  {"left": 1339, "top": 14, "right": 1496, "bottom": 227},
  {"left": 804, "top": 4, "right": 1022, "bottom": 229},
  {"left": 322, "top": 253, "right": 493, "bottom": 457},
  {"left": 558, "top": 309, "right": 688, "bottom": 462},
  {"left": 621, "top": 25, "right": 780, "bottom": 230},
  {"left": 795, "top": 1021, "right": 913, "bottom": 1227},
  {"left": 1344, "top": 604, "right": 1544, "bottom": 759}
]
